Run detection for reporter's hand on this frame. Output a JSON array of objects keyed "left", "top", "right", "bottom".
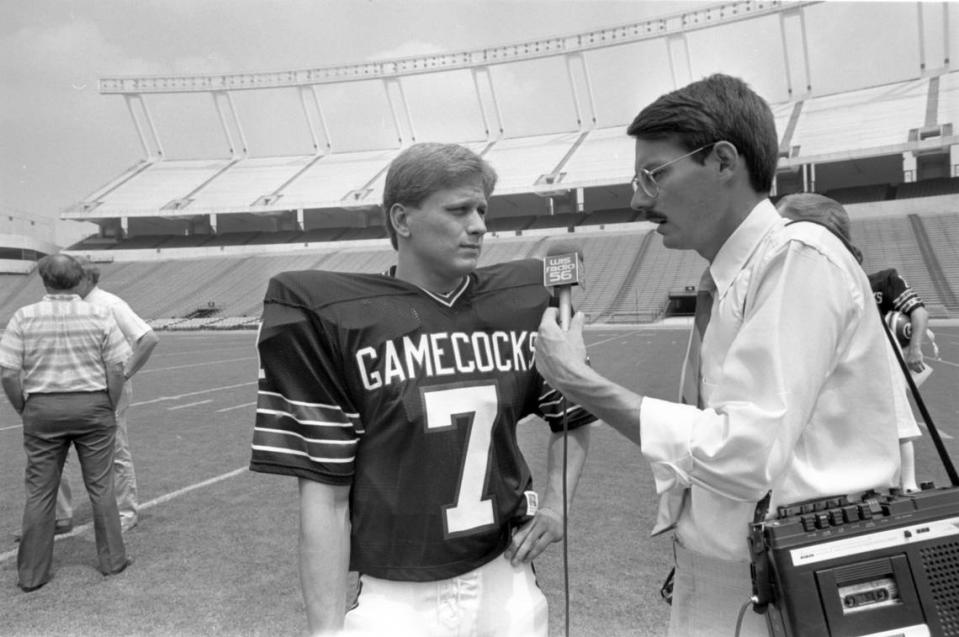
[
  {"left": 535, "top": 308, "right": 589, "bottom": 392},
  {"left": 504, "top": 507, "right": 564, "bottom": 566}
]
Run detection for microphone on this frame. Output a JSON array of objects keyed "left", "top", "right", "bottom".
[
  {"left": 541, "top": 242, "right": 585, "bottom": 637},
  {"left": 542, "top": 243, "right": 585, "bottom": 331}
]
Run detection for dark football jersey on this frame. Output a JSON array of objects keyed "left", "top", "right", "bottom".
[
  {"left": 250, "top": 258, "right": 594, "bottom": 581},
  {"left": 868, "top": 268, "right": 924, "bottom": 316}
]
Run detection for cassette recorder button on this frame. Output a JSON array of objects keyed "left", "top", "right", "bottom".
[
  {"left": 828, "top": 509, "right": 845, "bottom": 527},
  {"left": 778, "top": 504, "right": 802, "bottom": 518},
  {"left": 882, "top": 498, "right": 915, "bottom": 516},
  {"left": 842, "top": 504, "right": 861, "bottom": 523}
]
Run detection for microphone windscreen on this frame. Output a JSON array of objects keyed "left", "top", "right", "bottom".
[{"left": 542, "top": 243, "right": 584, "bottom": 288}]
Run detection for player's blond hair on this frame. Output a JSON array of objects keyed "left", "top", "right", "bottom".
[{"left": 382, "top": 143, "right": 497, "bottom": 250}]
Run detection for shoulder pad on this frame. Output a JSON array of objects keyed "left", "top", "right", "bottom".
[{"left": 265, "top": 270, "right": 408, "bottom": 310}]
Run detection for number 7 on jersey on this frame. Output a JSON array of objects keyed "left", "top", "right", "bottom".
[{"left": 424, "top": 384, "right": 498, "bottom": 536}]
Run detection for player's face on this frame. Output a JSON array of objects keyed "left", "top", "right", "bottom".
[
  {"left": 630, "top": 138, "right": 725, "bottom": 260},
  {"left": 400, "top": 176, "right": 488, "bottom": 290}
]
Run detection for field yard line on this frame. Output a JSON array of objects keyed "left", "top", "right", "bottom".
[
  {"left": 930, "top": 358, "right": 959, "bottom": 369},
  {"left": 167, "top": 399, "right": 214, "bottom": 410},
  {"left": 132, "top": 381, "right": 255, "bottom": 406},
  {"left": 587, "top": 333, "right": 644, "bottom": 347},
  {"left": 137, "top": 356, "right": 256, "bottom": 374},
  {"left": 0, "top": 383, "right": 255, "bottom": 433},
  {"left": 0, "top": 466, "right": 248, "bottom": 565},
  {"left": 216, "top": 402, "right": 256, "bottom": 413},
  {"left": 921, "top": 423, "right": 954, "bottom": 439}
]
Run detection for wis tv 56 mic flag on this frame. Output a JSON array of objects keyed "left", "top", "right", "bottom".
[{"left": 542, "top": 244, "right": 584, "bottom": 331}]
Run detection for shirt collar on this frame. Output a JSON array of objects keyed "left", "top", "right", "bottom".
[
  {"left": 708, "top": 199, "right": 783, "bottom": 298},
  {"left": 383, "top": 266, "right": 471, "bottom": 308},
  {"left": 43, "top": 293, "right": 81, "bottom": 301}
]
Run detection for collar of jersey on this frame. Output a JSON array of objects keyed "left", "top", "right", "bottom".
[{"left": 384, "top": 266, "right": 471, "bottom": 308}]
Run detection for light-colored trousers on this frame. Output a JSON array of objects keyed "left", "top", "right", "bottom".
[
  {"left": 668, "top": 537, "right": 773, "bottom": 637},
  {"left": 343, "top": 553, "right": 548, "bottom": 637},
  {"left": 57, "top": 381, "right": 137, "bottom": 524}
]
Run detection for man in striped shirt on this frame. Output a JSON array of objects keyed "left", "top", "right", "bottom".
[{"left": 0, "top": 254, "right": 132, "bottom": 592}]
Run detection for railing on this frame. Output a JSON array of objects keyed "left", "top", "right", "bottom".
[{"left": 100, "top": 1, "right": 814, "bottom": 94}]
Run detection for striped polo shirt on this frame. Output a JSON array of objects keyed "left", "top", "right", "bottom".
[{"left": 0, "top": 294, "right": 131, "bottom": 394}]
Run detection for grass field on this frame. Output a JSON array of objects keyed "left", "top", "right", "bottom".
[{"left": 2, "top": 324, "right": 959, "bottom": 636}]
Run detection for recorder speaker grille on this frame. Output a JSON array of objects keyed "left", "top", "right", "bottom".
[{"left": 920, "top": 540, "right": 959, "bottom": 636}]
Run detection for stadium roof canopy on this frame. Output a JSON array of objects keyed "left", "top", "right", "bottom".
[{"left": 62, "top": 0, "right": 957, "bottom": 230}]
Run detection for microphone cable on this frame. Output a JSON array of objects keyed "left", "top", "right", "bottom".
[{"left": 560, "top": 395, "right": 570, "bottom": 637}]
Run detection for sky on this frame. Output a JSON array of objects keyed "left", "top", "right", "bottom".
[{"left": 0, "top": 0, "right": 943, "bottom": 245}]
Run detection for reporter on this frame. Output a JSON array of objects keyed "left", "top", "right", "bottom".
[{"left": 534, "top": 75, "right": 901, "bottom": 636}]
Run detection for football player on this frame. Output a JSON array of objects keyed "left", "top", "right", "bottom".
[
  {"left": 250, "top": 142, "right": 594, "bottom": 636},
  {"left": 869, "top": 268, "right": 932, "bottom": 375}
]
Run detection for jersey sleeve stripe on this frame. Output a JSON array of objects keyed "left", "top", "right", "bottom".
[
  {"left": 251, "top": 444, "right": 354, "bottom": 464},
  {"left": 255, "top": 408, "right": 355, "bottom": 428},
  {"left": 892, "top": 289, "right": 923, "bottom": 314},
  {"left": 254, "top": 426, "right": 359, "bottom": 446},
  {"left": 537, "top": 382, "right": 596, "bottom": 433},
  {"left": 253, "top": 417, "right": 358, "bottom": 455},
  {"left": 258, "top": 390, "right": 360, "bottom": 422}
]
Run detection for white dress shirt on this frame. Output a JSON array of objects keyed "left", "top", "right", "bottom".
[
  {"left": 85, "top": 286, "right": 152, "bottom": 349},
  {"left": 640, "top": 199, "right": 900, "bottom": 561}
]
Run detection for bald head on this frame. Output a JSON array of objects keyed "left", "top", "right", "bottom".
[{"left": 37, "top": 254, "right": 84, "bottom": 292}]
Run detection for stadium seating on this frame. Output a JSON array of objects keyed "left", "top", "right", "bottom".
[
  {"left": 487, "top": 215, "right": 537, "bottom": 233},
  {"left": 607, "top": 235, "right": 708, "bottom": 323},
  {"left": 854, "top": 215, "right": 946, "bottom": 310},
  {"left": 792, "top": 79, "right": 929, "bottom": 158},
  {"left": 526, "top": 213, "right": 585, "bottom": 230},
  {"left": 581, "top": 208, "right": 637, "bottom": 227},
  {"left": 823, "top": 184, "right": 893, "bottom": 205},
  {"left": 8, "top": 205, "right": 959, "bottom": 327},
  {"left": 895, "top": 177, "right": 959, "bottom": 200}
]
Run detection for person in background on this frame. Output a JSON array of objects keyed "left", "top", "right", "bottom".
[
  {"left": 0, "top": 254, "right": 132, "bottom": 591},
  {"left": 249, "top": 142, "right": 594, "bottom": 636},
  {"left": 532, "top": 74, "right": 902, "bottom": 636},
  {"left": 776, "top": 192, "right": 927, "bottom": 492},
  {"left": 55, "top": 256, "right": 159, "bottom": 533},
  {"left": 870, "top": 272, "right": 932, "bottom": 374}
]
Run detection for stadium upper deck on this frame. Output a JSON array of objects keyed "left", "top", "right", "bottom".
[{"left": 55, "top": 0, "right": 957, "bottom": 255}]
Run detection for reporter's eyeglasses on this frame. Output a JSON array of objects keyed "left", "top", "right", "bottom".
[{"left": 631, "top": 143, "right": 717, "bottom": 199}]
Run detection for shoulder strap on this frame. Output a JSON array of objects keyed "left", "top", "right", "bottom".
[{"left": 881, "top": 315, "right": 959, "bottom": 486}]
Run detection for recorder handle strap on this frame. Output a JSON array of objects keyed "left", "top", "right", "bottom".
[
  {"left": 748, "top": 491, "right": 774, "bottom": 613},
  {"left": 881, "top": 314, "right": 959, "bottom": 487}
]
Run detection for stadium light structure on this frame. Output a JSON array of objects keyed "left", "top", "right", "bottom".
[{"left": 99, "top": 1, "right": 818, "bottom": 95}]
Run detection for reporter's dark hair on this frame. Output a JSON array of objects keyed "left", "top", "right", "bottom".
[{"left": 627, "top": 74, "right": 779, "bottom": 194}]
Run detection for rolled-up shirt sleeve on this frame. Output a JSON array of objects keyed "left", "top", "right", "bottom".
[{"left": 641, "top": 238, "right": 866, "bottom": 503}]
